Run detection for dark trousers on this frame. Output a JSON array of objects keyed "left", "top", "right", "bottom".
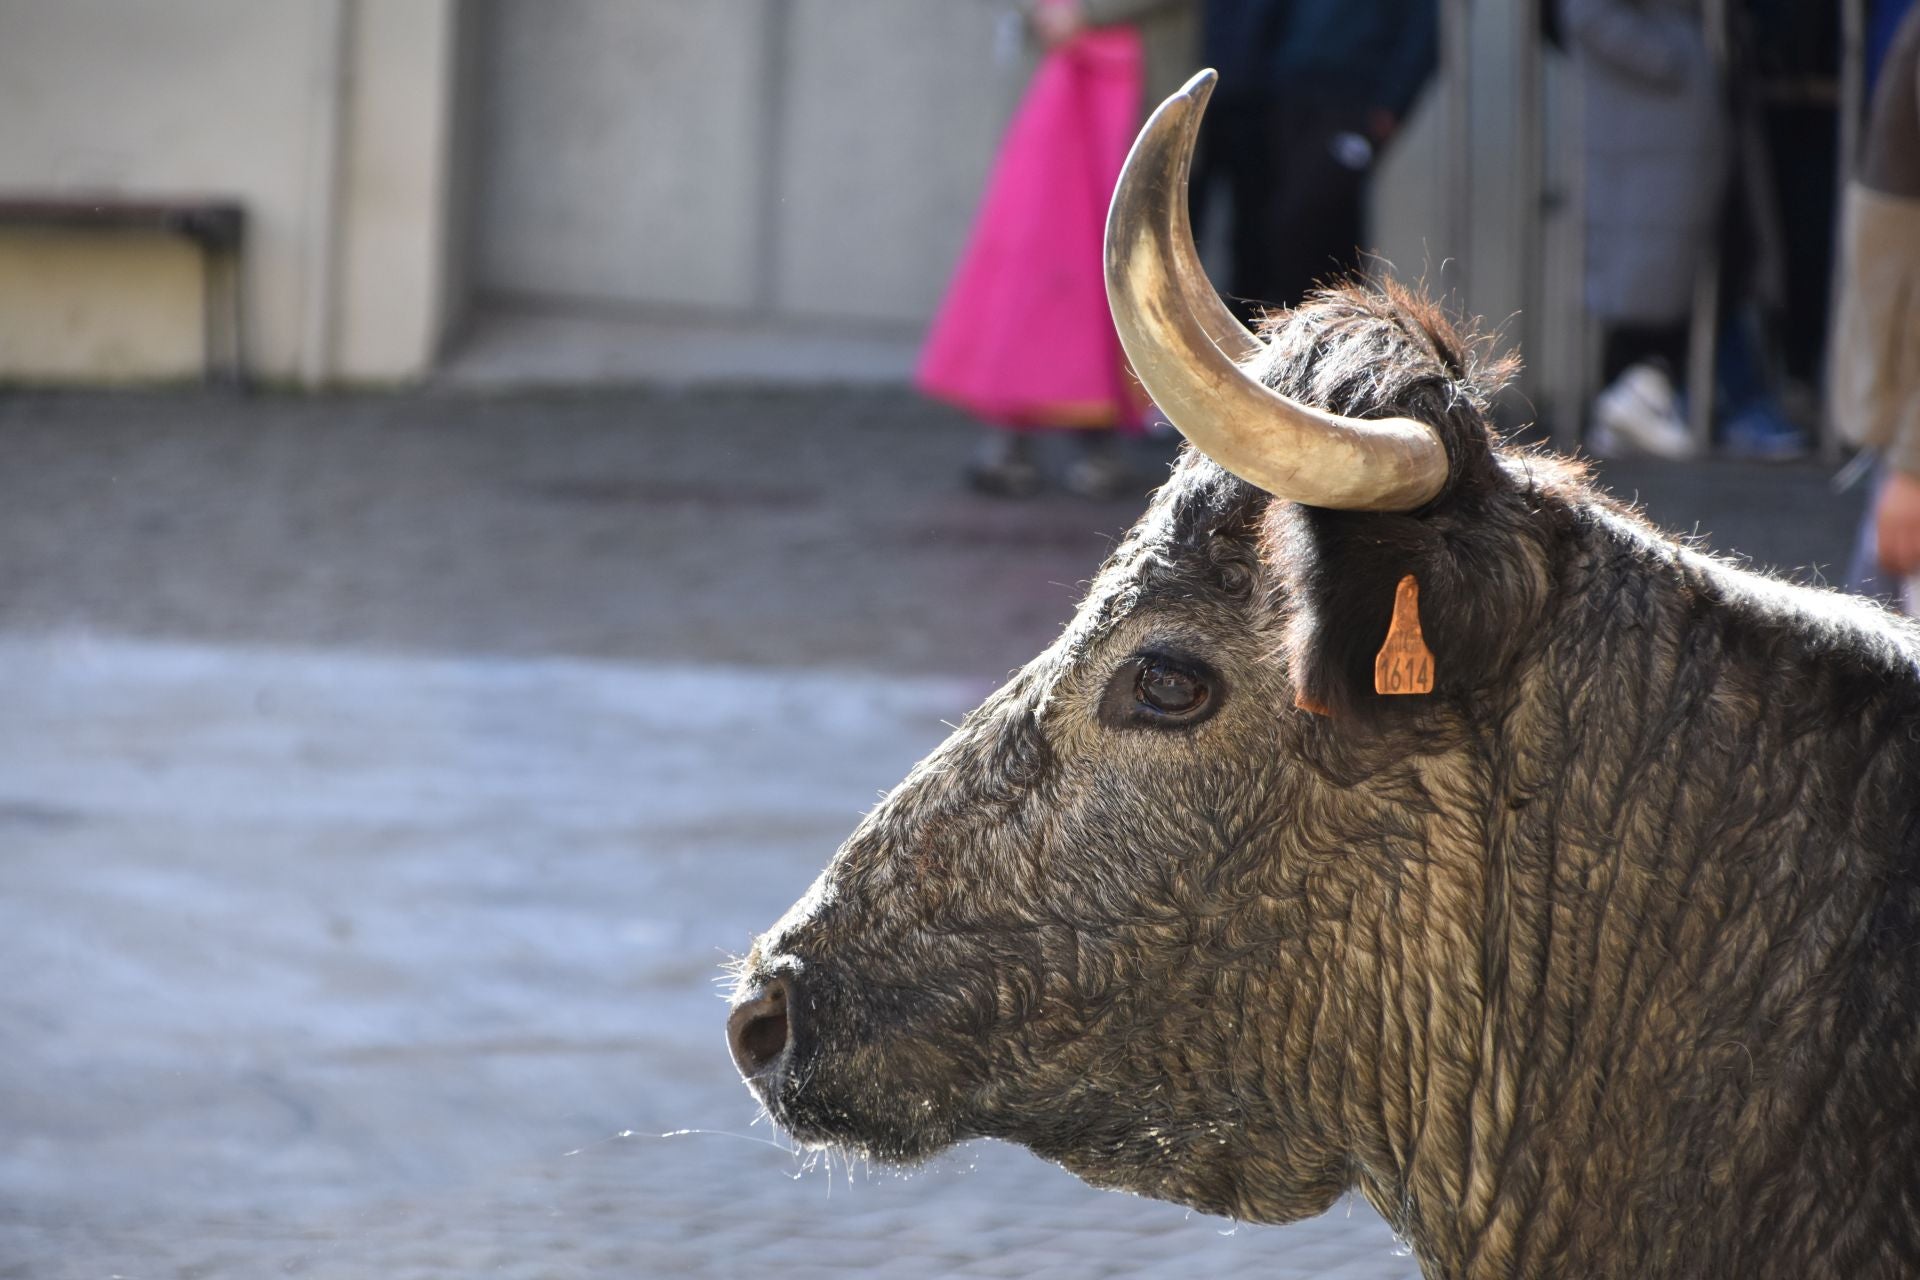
[
  {"left": 1600, "top": 323, "right": 1689, "bottom": 385},
  {"left": 1192, "top": 92, "right": 1373, "bottom": 324}
]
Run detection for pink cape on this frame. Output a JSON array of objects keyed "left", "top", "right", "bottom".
[{"left": 915, "top": 27, "right": 1145, "bottom": 431}]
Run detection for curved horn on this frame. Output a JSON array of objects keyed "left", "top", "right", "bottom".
[{"left": 1104, "top": 70, "right": 1449, "bottom": 512}]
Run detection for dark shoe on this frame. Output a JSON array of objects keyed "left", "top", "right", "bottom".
[
  {"left": 965, "top": 434, "right": 1043, "bottom": 497},
  {"left": 966, "top": 456, "right": 1043, "bottom": 497},
  {"left": 1061, "top": 450, "right": 1136, "bottom": 500}
]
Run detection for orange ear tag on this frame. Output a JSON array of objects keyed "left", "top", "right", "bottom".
[{"left": 1373, "top": 574, "right": 1435, "bottom": 696}]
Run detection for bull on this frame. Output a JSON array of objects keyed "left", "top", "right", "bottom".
[{"left": 726, "top": 72, "right": 1920, "bottom": 1277}]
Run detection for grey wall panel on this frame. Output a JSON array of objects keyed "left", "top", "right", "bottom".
[
  {"left": 774, "top": 0, "right": 1013, "bottom": 325},
  {"left": 474, "top": 0, "right": 766, "bottom": 310}
]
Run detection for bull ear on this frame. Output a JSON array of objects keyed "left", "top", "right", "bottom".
[
  {"left": 1268, "top": 503, "right": 1447, "bottom": 723},
  {"left": 1176, "top": 242, "right": 1530, "bottom": 723},
  {"left": 1263, "top": 444, "right": 1556, "bottom": 726}
]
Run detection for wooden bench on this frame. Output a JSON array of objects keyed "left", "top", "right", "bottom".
[{"left": 0, "top": 195, "right": 246, "bottom": 385}]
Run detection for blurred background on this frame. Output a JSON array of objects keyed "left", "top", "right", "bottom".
[
  {"left": 0, "top": 1, "right": 1876, "bottom": 443},
  {"left": 0, "top": 1, "right": 1891, "bottom": 1276}
]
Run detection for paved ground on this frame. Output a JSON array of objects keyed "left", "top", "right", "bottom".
[
  {"left": 0, "top": 387, "right": 1870, "bottom": 1278},
  {"left": 441, "top": 304, "right": 919, "bottom": 390}
]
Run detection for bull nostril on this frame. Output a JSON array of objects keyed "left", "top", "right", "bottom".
[{"left": 727, "top": 978, "right": 792, "bottom": 1078}]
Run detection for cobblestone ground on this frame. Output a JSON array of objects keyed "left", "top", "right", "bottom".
[{"left": 0, "top": 389, "right": 1862, "bottom": 1278}]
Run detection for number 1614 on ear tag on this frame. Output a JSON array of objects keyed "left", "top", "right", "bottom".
[{"left": 1374, "top": 574, "right": 1435, "bottom": 696}]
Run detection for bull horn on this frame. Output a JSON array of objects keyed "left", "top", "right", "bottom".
[{"left": 1103, "top": 70, "right": 1449, "bottom": 512}]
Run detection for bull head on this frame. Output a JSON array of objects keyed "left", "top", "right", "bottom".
[
  {"left": 724, "top": 63, "right": 1539, "bottom": 1224},
  {"left": 722, "top": 68, "right": 1920, "bottom": 1280}
]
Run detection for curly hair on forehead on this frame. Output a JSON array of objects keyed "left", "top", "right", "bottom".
[{"left": 1251, "top": 279, "right": 1521, "bottom": 428}]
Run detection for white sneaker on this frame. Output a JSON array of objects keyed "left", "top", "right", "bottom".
[{"left": 1591, "top": 363, "right": 1694, "bottom": 460}]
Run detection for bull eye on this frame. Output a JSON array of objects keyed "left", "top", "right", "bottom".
[
  {"left": 1139, "top": 659, "right": 1205, "bottom": 714},
  {"left": 1099, "top": 652, "right": 1221, "bottom": 728}
]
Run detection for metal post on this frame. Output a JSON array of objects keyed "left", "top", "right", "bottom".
[
  {"left": 1511, "top": 0, "right": 1543, "bottom": 435},
  {"left": 1822, "top": 0, "right": 1867, "bottom": 462},
  {"left": 300, "top": 0, "right": 351, "bottom": 390},
  {"left": 1686, "top": 0, "right": 1729, "bottom": 455},
  {"left": 1836, "top": 0, "right": 1866, "bottom": 208},
  {"left": 1557, "top": 30, "right": 1596, "bottom": 454},
  {"left": 223, "top": 241, "right": 248, "bottom": 389},
  {"left": 202, "top": 244, "right": 246, "bottom": 388},
  {"left": 1440, "top": 0, "right": 1472, "bottom": 310}
]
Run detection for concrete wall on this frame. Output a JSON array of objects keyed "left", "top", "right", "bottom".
[
  {"left": 470, "top": 0, "right": 1012, "bottom": 326},
  {"left": 771, "top": 0, "right": 1012, "bottom": 323},
  {"left": 0, "top": 2, "right": 320, "bottom": 381},
  {"left": 0, "top": 0, "right": 1573, "bottom": 393},
  {"left": 335, "top": 0, "right": 467, "bottom": 380},
  {"left": 474, "top": 0, "right": 774, "bottom": 313},
  {"left": 0, "top": 0, "right": 462, "bottom": 385},
  {"left": 436, "top": 2, "right": 487, "bottom": 359}
]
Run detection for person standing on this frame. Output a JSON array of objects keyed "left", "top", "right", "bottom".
[
  {"left": 918, "top": 0, "right": 1198, "bottom": 499},
  {"left": 1836, "top": 3, "right": 1920, "bottom": 610},
  {"left": 1032, "top": 0, "right": 1201, "bottom": 111},
  {"left": 1193, "top": 0, "right": 1437, "bottom": 322},
  {"left": 1561, "top": 0, "right": 1728, "bottom": 460}
]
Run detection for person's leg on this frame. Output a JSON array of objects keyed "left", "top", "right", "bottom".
[
  {"left": 966, "top": 429, "right": 1042, "bottom": 497},
  {"left": 1260, "top": 101, "right": 1371, "bottom": 310},
  {"left": 1062, "top": 428, "right": 1136, "bottom": 500},
  {"left": 1591, "top": 323, "right": 1693, "bottom": 459},
  {"left": 1715, "top": 305, "right": 1809, "bottom": 459},
  {"left": 1215, "top": 93, "right": 1284, "bottom": 326},
  {"left": 1601, "top": 324, "right": 1688, "bottom": 385}
]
